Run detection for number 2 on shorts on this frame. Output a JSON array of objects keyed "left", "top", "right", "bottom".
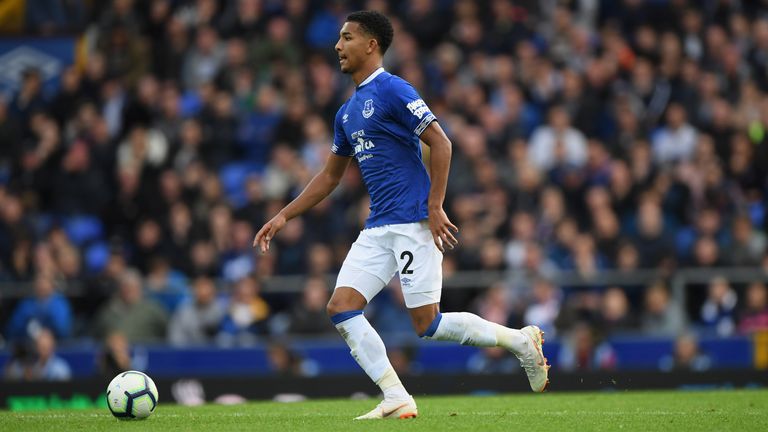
[{"left": 400, "top": 250, "right": 414, "bottom": 274}]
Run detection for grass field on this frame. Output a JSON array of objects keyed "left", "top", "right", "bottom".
[{"left": 2, "top": 389, "right": 767, "bottom": 431}]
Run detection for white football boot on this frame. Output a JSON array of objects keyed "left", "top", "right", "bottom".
[
  {"left": 517, "top": 325, "right": 550, "bottom": 392},
  {"left": 354, "top": 396, "right": 418, "bottom": 420}
]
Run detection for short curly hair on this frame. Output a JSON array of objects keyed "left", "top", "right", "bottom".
[{"left": 346, "top": 10, "right": 394, "bottom": 55}]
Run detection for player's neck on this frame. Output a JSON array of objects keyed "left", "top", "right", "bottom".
[{"left": 352, "top": 61, "right": 383, "bottom": 87}]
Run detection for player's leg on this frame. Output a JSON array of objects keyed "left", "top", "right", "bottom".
[
  {"left": 409, "top": 303, "right": 525, "bottom": 352},
  {"left": 412, "top": 304, "right": 549, "bottom": 391},
  {"left": 394, "top": 222, "right": 550, "bottom": 392},
  {"left": 330, "top": 229, "right": 416, "bottom": 419},
  {"left": 327, "top": 285, "right": 409, "bottom": 402}
]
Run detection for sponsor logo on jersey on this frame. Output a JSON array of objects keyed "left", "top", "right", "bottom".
[
  {"left": 351, "top": 129, "right": 375, "bottom": 162},
  {"left": 362, "top": 99, "right": 374, "bottom": 118},
  {"left": 406, "top": 99, "right": 430, "bottom": 119},
  {"left": 342, "top": 113, "right": 349, "bottom": 123}
]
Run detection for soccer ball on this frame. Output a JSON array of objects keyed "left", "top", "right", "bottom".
[{"left": 106, "top": 370, "right": 159, "bottom": 419}]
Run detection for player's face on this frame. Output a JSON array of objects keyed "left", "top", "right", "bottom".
[{"left": 335, "top": 21, "right": 371, "bottom": 74}]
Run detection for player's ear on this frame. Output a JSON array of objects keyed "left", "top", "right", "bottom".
[{"left": 366, "top": 38, "right": 378, "bottom": 55}]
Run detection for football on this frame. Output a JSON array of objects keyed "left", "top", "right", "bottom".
[{"left": 106, "top": 370, "right": 159, "bottom": 420}]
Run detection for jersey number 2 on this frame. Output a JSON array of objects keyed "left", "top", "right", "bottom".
[{"left": 400, "top": 251, "right": 414, "bottom": 274}]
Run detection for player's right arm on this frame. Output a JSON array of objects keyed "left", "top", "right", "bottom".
[{"left": 253, "top": 153, "right": 351, "bottom": 253}]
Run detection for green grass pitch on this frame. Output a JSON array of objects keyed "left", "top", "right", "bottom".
[{"left": 2, "top": 389, "right": 767, "bottom": 431}]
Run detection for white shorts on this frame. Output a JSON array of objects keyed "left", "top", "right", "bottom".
[{"left": 335, "top": 221, "right": 443, "bottom": 308}]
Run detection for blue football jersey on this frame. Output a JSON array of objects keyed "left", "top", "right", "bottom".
[{"left": 332, "top": 68, "right": 436, "bottom": 228}]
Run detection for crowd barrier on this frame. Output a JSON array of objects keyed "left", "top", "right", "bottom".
[{"left": 0, "top": 335, "right": 758, "bottom": 378}]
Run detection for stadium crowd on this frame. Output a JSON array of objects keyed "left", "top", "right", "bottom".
[{"left": 2, "top": 0, "right": 768, "bottom": 379}]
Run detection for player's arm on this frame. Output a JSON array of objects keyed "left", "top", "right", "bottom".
[
  {"left": 419, "top": 121, "right": 458, "bottom": 252},
  {"left": 253, "top": 153, "right": 352, "bottom": 253}
]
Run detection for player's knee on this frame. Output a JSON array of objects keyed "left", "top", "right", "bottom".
[
  {"left": 327, "top": 287, "right": 367, "bottom": 318},
  {"left": 326, "top": 297, "right": 358, "bottom": 318},
  {"left": 326, "top": 298, "right": 344, "bottom": 318}
]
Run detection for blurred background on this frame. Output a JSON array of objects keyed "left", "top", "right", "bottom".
[{"left": 0, "top": 0, "right": 767, "bottom": 407}]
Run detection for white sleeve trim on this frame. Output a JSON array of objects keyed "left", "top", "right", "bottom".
[
  {"left": 414, "top": 113, "right": 436, "bottom": 136},
  {"left": 331, "top": 143, "right": 354, "bottom": 157}
]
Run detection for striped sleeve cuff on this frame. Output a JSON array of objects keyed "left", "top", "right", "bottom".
[
  {"left": 414, "top": 113, "right": 436, "bottom": 136},
  {"left": 331, "top": 143, "right": 354, "bottom": 157}
]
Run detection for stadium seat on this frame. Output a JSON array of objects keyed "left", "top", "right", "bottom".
[
  {"left": 84, "top": 241, "right": 110, "bottom": 274},
  {"left": 219, "top": 162, "right": 262, "bottom": 208},
  {"left": 64, "top": 215, "right": 104, "bottom": 247}
]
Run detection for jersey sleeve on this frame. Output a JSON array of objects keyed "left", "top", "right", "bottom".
[
  {"left": 386, "top": 77, "right": 436, "bottom": 136},
  {"left": 331, "top": 105, "right": 354, "bottom": 157}
]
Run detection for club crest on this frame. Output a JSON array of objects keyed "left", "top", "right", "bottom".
[{"left": 362, "top": 99, "right": 374, "bottom": 118}]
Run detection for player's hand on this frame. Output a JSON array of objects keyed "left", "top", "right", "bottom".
[
  {"left": 253, "top": 213, "right": 287, "bottom": 254},
  {"left": 428, "top": 207, "right": 458, "bottom": 252}
]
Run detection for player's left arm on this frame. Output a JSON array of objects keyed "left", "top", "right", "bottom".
[{"left": 420, "top": 122, "right": 458, "bottom": 252}]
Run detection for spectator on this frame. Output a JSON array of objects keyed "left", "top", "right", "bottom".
[
  {"left": 726, "top": 215, "right": 767, "bottom": 266},
  {"left": 632, "top": 198, "right": 675, "bottom": 268},
  {"left": 641, "top": 281, "right": 687, "bottom": 336},
  {"left": 29, "top": 329, "right": 71, "bottom": 380},
  {"left": 563, "top": 233, "right": 607, "bottom": 279},
  {"left": 558, "top": 322, "right": 617, "bottom": 371},
  {"left": 273, "top": 217, "right": 308, "bottom": 275},
  {"left": 182, "top": 26, "right": 225, "bottom": 90},
  {"left": 93, "top": 269, "right": 169, "bottom": 343},
  {"left": 738, "top": 282, "right": 768, "bottom": 334},
  {"left": 306, "top": 243, "right": 335, "bottom": 277},
  {"left": 51, "top": 139, "right": 110, "bottom": 214},
  {"left": 675, "top": 207, "right": 725, "bottom": 262},
  {"left": 168, "top": 276, "right": 225, "bottom": 346},
  {"left": 288, "top": 277, "right": 336, "bottom": 336},
  {"left": 6, "top": 274, "right": 72, "bottom": 342},
  {"left": 700, "top": 276, "right": 738, "bottom": 336},
  {"left": 523, "top": 278, "right": 561, "bottom": 337},
  {"left": 10, "top": 68, "right": 47, "bottom": 127},
  {"left": 220, "top": 220, "right": 256, "bottom": 283},
  {"left": 651, "top": 102, "right": 698, "bottom": 165},
  {"left": 527, "top": 105, "right": 588, "bottom": 171},
  {"left": 658, "top": 333, "right": 712, "bottom": 372},
  {"left": 4, "top": 329, "right": 70, "bottom": 381},
  {"left": 599, "top": 287, "right": 637, "bottom": 335},
  {"left": 117, "top": 125, "right": 169, "bottom": 173},
  {"left": 217, "top": 274, "right": 270, "bottom": 346},
  {"left": 144, "top": 256, "right": 189, "bottom": 313},
  {"left": 97, "top": 23, "right": 148, "bottom": 86},
  {"left": 266, "top": 341, "right": 318, "bottom": 377}
]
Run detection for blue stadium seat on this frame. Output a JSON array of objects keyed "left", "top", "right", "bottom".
[
  {"left": 219, "top": 162, "right": 262, "bottom": 208},
  {"left": 84, "top": 241, "right": 110, "bottom": 274},
  {"left": 64, "top": 215, "right": 104, "bottom": 246},
  {"left": 179, "top": 90, "right": 203, "bottom": 117}
]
